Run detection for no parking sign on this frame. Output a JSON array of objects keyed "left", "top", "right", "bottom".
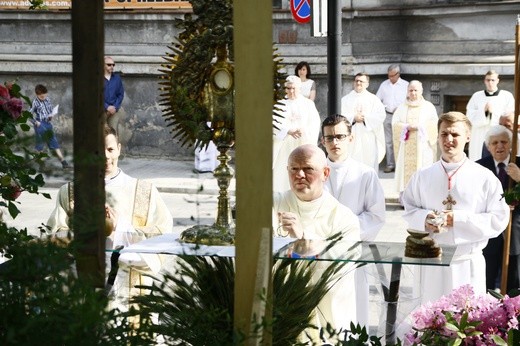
[{"left": 290, "top": 0, "right": 311, "bottom": 24}]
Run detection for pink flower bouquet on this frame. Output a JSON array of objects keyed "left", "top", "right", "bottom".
[
  {"left": 405, "top": 285, "right": 520, "bottom": 345},
  {"left": 0, "top": 84, "right": 23, "bottom": 120}
]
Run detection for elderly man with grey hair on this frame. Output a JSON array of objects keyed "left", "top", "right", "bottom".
[
  {"left": 274, "top": 143, "right": 360, "bottom": 339},
  {"left": 499, "top": 112, "right": 520, "bottom": 154},
  {"left": 273, "top": 76, "right": 320, "bottom": 193},
  {"left": 477, "top": 124, "right": 520, "bottom": 292}
]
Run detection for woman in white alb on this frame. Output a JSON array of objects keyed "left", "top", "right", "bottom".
[
  {"left": 295, "top": 61, "right": 316, "bottom": 101},
  {"left": 273, "top": 76, "right": 320, "bottom": 192}
]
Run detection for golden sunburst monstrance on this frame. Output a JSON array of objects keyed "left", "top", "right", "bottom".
[{"left": 159, "top": 0, "right": 286, "bottom": 244}]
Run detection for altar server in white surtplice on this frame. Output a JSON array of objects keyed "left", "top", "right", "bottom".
[
  {"left": 401, "top": 111, "right": 509, "bottom": 304},
  {"left": 320, "top": 114, "right": 386, "bottom": 327},
  {"left": 273, "top": 144, "right": 360, "bottom": 338}
]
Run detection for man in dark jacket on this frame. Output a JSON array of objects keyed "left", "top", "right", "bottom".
[
  {"left": 104, "top": 56, "right": 125, "bottom": 138},
  {"left": 477, "top": 124, "right": 520, "bottom": 292}
]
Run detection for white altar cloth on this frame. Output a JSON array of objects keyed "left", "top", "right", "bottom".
[{"left": 120, "top": 233, "right": 296, "bottom": 257}]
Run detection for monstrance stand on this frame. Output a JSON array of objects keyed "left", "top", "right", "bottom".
[{"left": 180, "top": 45, "right": 236, "bottom": 245}]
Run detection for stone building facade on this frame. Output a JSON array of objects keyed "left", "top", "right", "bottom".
[{"left": 0, "top": 0, "right": 518, "bottom": 158}]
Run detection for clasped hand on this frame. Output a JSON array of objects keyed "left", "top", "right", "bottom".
[
  {"left": 105, "top": 205, "right": 118, "bottom": 236},
  {"left": 425, "top": 210, "right": 453, "bottom": 233},
  {"left": 485, "top": 102, "right": 493, "bottom": 114},
  {"left": 506, "top": 163, "right": 520, "bottom": 183},
  {"left": 354, "top": 114, "right": 365, "bottom": 123},
  {"left": 288, "top": 128, "right": 303, "bottom": 139},
  {"left": 277, "top": 211, "right": 304, "bottom": 238}
]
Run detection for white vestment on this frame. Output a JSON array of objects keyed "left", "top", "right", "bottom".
[
  {"left": 273, "top": 190, "right": 361, "bottom": 335},
  {"left": 273, "top": 96, "right": 320, "bottom": 192},
  {"left": 300, "top": 79, "right": 316, "bottom": 100},
  {"left": 401, "top": 158, "right": 509, "bottom": 304},
  {"left": 47, "top": 169, "right": 173, "bottom": 306},
  {"left": 466, "top": 89, "right": 515, "bottom": 161},
  {"left": 324, "top": 158, "right": 385, "bottom": 241},
  {"left": 392, "top": 98, "right": 438, "bottom": 193},
  {"left": 194, "top": 141, "right": 218, "bottom": 172},
  {"left": 324, "top": 157, "right": 386, "bottom": 326},
  {"left": 341, "top": 90, "right": 386, "bottom": 171},
  {"left": 47, "top": 170, "right": 173, "bottom": 247}
]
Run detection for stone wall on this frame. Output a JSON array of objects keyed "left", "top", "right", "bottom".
[
  {"left": 0, "top": 10, "right": 191, "bottom": 158},
  {"left": 0, "top": 1, "right": 518, "bottom": 158},
  {"left": 279, "top": 0, "right": 518, "bottom": 117}
]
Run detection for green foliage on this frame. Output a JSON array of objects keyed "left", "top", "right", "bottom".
[
  {"left": 129, "top": 256, "right": 236, "bottom": 345},
  {"left": 271, "top": 258, "right": 340, "bottom": 344},
  {"left": 126, "top": 255, "right": 384, "bottom": 345},
  {"left": 0, "top": 81, "right": 138, "bottom": 345},
  {"left": 28, "top": 0, "right": 48, "bottom": 10},
  {"left": 501, "top": 182, "right": 520, "bottom": 207},
  {"left": 508, "top": 327, "right": 520, "bottom": 346},
  {"left": 0, "top": 224, "right": 138, "bottom": 345},
  {"left": 315, "top": 322, "right": 386, "bottom": 345},
  {"left": 0, "top": 81, "right": 47, "bottom": 220}
]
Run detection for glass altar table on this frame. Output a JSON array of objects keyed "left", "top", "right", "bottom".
[{"left": 120, "top": 234, "right": 457, "bottom": 345}]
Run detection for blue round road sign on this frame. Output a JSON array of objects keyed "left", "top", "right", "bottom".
[{"left": 290, "top": 0, "right": 311, "bottom": 24}]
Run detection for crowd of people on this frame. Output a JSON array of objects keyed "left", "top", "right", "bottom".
[
  {"left": 38, "top": 59, "right": 518, "bottom": 337},
  {"left": 273, "top": 63, "right": 518, "bottom": 334}
]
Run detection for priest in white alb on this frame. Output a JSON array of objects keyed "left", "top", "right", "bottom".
[
  {"left": 273, "top": 75, "right": 320, "bottom": 193},
  {"left": 47, "top": 125, "right": 173, "bottom": 305},
  {"left": 320, "top": 114, "right": 386, "bottom": 327},
  {"left": 392, "top": 80, "right": 438, "bottom": 195},
  {"left": 401, "top": 111, "right": 509, "bottom": 304},
  {"left": 340, "top": 72, "right": 386, "bottom": 171},
  {"left": 274, "top": 144, "right": 361, "bottom": 339},
  {"left": 466, "top": 70, "right": 515, "bottom": 161}
]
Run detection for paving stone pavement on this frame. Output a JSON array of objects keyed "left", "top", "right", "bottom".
[{"left": 36, "top": 155, "right": 406, "bottom": 240}]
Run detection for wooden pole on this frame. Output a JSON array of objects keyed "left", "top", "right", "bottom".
[
  {"left": 71, "top": 0, "right": 106, "bottom": 287},
  {"left": 233, "top": 0, "right": 273, "bottom": 343},
  {"left": 501, "top": 15, "right": 520, "bottom": 294}
]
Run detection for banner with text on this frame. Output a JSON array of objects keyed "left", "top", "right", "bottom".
[{"left": 0, "top": 0, "right": 191, "bottom": 10}]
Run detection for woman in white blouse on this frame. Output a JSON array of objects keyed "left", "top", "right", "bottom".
[{"left": 295, "top": 61, "right": 316, "bottom": 102}]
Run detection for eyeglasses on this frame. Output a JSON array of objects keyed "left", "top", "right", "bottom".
[
  {"left": 388, "top": 72, "right": 400, "bottom": 78},
  {"left": 323, "top": 134, "right": 349, "bottom": 142},
  {"left": 106, "top": 63, "right": 115, "bottom": 67}
]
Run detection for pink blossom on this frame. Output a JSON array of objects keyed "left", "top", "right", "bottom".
[
  {"left": 2, "top": 97, "right": 22, "bottom": 120},
  {"left": 405, "top": 284, "right": 520, "bottom": 345},
  {"left": 0, "top": 84, "right": 9, "bottom": 106}
]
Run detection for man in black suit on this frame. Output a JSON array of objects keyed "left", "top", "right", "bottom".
[{"left": 477, "top": 125, "right": 520, "bottom": 292}]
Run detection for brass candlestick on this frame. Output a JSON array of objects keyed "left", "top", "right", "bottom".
[
  {"left": 179, "top": 141, "right": 235, "bottom": 245},
  {"left": 214, "top": 142, "right": 234, "bottom": 230}
]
